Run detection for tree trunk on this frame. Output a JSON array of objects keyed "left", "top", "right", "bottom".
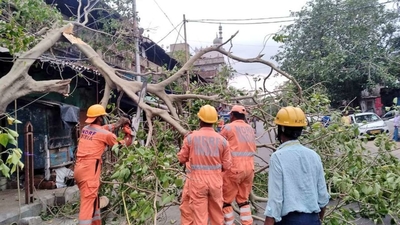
[{"left": 0, "top": 24, "right": 73, "bottom": 115}]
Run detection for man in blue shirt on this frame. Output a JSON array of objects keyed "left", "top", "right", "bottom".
[{"left": 264, "top": 106, "right": 330, "bottom": 225}]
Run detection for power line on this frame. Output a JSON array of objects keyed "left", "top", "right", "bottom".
[
  {"left": 0, "top": 93, "right": 50, "bottom": 120},
  {"left": 190, "top": 16, "right": 295, "bottom": 22},
  {"left": 151, "top": 0, "right": 188, "bottom": 43},
  {"left": 187, "top": 19, "right": 296, "bottom": 25},
  {"left": 187, "top": 0, "right": 396, "bottom": 25},
  {"left": 144, "top": 21, "right": 183, "bottom": 52}
]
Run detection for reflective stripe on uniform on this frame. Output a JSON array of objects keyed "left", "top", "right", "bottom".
[
  {"left": 187, "top": 134, "right": 192, "bottom": 145},
  {"left": 191, "top": 164, "right": 221, "bottom": 170},
  {"left": 79, "top": 219, "right": 92, "bottom": 225},
  {"left": 240, "top": 215, "right": 252, "bottom": 221},
  {"left": 240, "top": 207, "right": 251, "bottom": 213},
  {"left": 239, "top": 205, "right": 253, "bottom": 223},
  {"left": 231, "top": 151, "right": 254, "bottom": 157},
  {"left": 85, "top": 126, "right": 109, "bottom": 134},
  {"left": 224, "top": 212, "right": 234, "bottom": 218},
  {"left": 224, "top": 220, "right": 234, "bottom": 225},
  {"left": 92, "top": 216, "right": 101, "bottom": 221}
]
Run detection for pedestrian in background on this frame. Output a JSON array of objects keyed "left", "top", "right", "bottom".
[{"left": 393, "top": 111, "right": 400, "bottom": 142}]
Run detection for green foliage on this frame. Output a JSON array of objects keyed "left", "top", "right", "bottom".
[
  {"left": 0, "top": 115, "right": 23, "bottom": 178},
  {"left": 0, "top": 0, "right": 63, "bottom": 54},
  {"left": 274, "top": 0, "right": 400, "bottom": 105},
  {"left": 100, "top": 121, "right": 183, "bottom": 224},
  {"left": 253, "top": 80, "right": 400, "bottom": 223},
  {"left": 302, "top": 117, "right": 400, "bottom": 224},
  {"left": 293, "top": 89, "right": 400, "bottom": 224}
]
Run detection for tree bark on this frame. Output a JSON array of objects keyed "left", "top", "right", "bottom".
[{"left": 0, "top": 24, "right": 73, "bottom": 114}]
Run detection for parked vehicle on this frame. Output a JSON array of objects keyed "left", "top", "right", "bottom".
[
  {"left": 382, "top": 110, "right": 395, "bottom": 121},
  {"left": 349, "top": 112, "right": 389, "bottom": 138}
]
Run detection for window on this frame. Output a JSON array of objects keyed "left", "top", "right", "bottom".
[{"left": 354, "top": 114, "right": 380, "bottom": 123}]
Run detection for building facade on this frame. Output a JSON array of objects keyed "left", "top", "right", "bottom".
[{"left": 169, "top": 25, "right": 227, "bottom": 83}]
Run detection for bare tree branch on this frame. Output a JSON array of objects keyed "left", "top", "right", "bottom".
[
  {"left": 100, "top": 83, "right": 112, "bottom": 108},
  {"left": 158, "top": 31, "right": 240, "bottom": 87},
  {"left": 145, "top": 113, "right": 153, "bottom": 147},
  {"left": 0, "top": 24, "right": 74, "bottom": 114}
]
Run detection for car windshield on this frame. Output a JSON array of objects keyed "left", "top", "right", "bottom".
[{"left": 354, "top": 114, "right": 381, "bottom": 123}]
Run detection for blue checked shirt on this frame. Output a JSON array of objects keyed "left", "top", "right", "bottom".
[{"left": 264, "top": 140, "right": 330, "bottom": 222}]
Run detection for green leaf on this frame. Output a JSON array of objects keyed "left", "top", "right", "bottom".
[
  {"left": 374, "top": 183, "right": 381, "bottom": 195},
  {"left": 0, "top": 134, "right": 8, "bottom": 147},
  {"left": 7, "top": 117, "right": 22, "bottom": 125},
  {"left": 110, "top": 171, "right": 120, "bottom": 180},
  {"left": 161, "top": 194, "right": 174, "bottom": 206},
  {"left": 0, "top": 163, "right": 10, "bottom": 178},
  {"left": 7, "top": 133, "right": 17, "bottom": 146},
  {"left": 174, "top": 178, "right": 183, "bottom": 188},
  {"left": 6, "top": 128, "right": 19, "bottom": 138},
  {"left": 18, "top": 161, "right": 24, "bottom": 170},
  {"left": 10, "top": 164, "right": 17, "bottom": 174},
  {"left": 112, "top": 144, "right": 119, "bottom": 155},
  {"left": 11, "top": 151, "right": 20, "bottom": 165},
  {"left": 352, "top": 189, "right": 360, "bottom": 200}
]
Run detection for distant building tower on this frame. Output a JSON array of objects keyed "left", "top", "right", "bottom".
[
  {"left": 213, "top": 24, "right": 223, "bottom": 46},
  {"left": 193, "top": 24, "right": 226, "bottom": 83}
]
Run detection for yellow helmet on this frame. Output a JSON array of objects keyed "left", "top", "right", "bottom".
[
  {"left": 274, "top": 106, "right": 307, "bottom": 127},
  {"left": 197, "top": 105, "right": 218, "bottom": 123},
  {"left": 85, "top": 104, "right": 107, "bottom": 123}
]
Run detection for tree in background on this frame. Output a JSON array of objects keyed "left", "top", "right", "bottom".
[{"left": 273, "top": 0, "right": 400, "bottom": 106}]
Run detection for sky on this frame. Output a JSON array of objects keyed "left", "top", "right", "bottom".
[{"left": 136, "top": 0, "right": 309, "bottom": 91}]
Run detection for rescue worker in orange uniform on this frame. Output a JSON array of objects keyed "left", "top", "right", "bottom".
[
  {"left": 74, "top": 104, "right": 130, "bottom": 225},
  {"left": 179, "top": 162, "right": 192, "bottom": 225},
  {"left": 220, "top": 105, "right": 256, "bottom": 225},
  {"left": 178, "top": 104, "right": 232, "bottom": 225}
]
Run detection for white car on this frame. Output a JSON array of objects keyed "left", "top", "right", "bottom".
[{"left": 349, "top": 112, "right": 389, "bottom": 138}]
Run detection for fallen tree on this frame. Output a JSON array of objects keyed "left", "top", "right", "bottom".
[{"left": 1, "top": 0, "right": 400, "bottom": 224}]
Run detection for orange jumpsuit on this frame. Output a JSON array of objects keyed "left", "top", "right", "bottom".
[
  {"left": 179, "top": 162, "right": 192, "bottom": 225},
  {"left": 74, "top": 124, "right": 118, "bottom": 225},
  {"left": 220, "top": 120, "right": 256, "bottom": 225},
  {"left": 177, "top": 127, "right": 232, "bottom": 225}
]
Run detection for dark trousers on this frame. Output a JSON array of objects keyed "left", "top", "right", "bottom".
[{"left": 276, "top": 212, "right": 321, "bottom": 225}]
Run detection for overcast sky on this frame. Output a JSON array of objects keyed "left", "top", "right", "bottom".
[{"left": 137, "top": 0, "right": 309, "bottom": 90}]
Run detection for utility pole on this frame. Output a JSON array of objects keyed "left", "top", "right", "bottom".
[
  {"left": 133, "top": 0, "right": 141, "bottom": 82},
  {"left": 183, "top": 14, "right": 189, "bottom": 92}
]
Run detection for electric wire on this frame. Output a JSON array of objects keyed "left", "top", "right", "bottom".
[
  {"left": 144, "top": 21, "right": 183, "bottom": 52},
  {"left": 187, "top": 19, "right": 296, "bottom": 25},
  {"left": 0, "top": 93, "right": 50, "bottom": 120},
  {"left": 188, "top": 0, "right": 396, "bottom": 25},
  {"left": 195, "top": 16, "right": 295, "bottom": 22}
]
